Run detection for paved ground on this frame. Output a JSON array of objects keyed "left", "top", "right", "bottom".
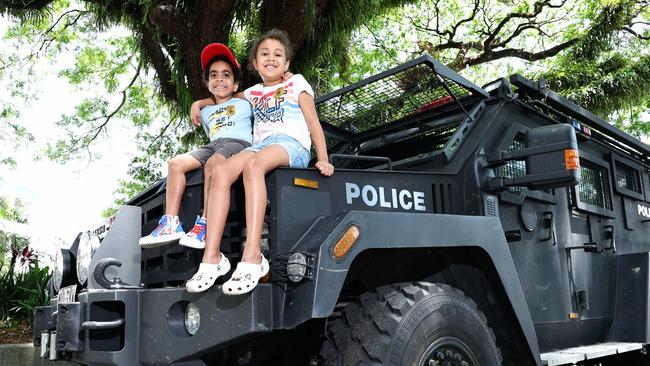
[{"left": 0, "top": 343, "right": 76, "bottom": 365}]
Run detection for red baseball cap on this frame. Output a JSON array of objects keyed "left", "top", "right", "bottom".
[{"left": 200, "top": 43, "right": 240, "bottom": 71}]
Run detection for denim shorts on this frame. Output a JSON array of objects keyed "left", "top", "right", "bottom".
[{"left": 245, "top": 134, "right": 310, "bottom": 168}]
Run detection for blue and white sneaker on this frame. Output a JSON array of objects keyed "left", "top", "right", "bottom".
[
  {"left": 179, "top": 216, "right": 207, "bottom": 249},
  {"left": 139, "top": 215, "right": 184, "bottom": 248}
]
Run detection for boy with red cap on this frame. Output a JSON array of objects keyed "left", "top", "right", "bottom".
[{"left": 139, "top": 43, "right": 253, "bottom": 248}]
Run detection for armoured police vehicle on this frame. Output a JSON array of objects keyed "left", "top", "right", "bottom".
[{"left": 34, "top": 56, "right": 650, "bottom": 366}]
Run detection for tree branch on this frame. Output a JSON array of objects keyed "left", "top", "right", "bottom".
[
  {"left": 460, "top": 38, "right": 578, "bottom": 70},
  {"left": 483, "top": 0, "right": 564, "bottom": 49},
  {"left": 63, "top": 63, "right": 142, "bottom": 158},
  {"left": 0, "top": 9, "right": 87, "bottom": 71},
  {"left": 148, "top": 2, "right": 185, "bottom": 38},
  {"left": 623, "top": 26, "right": 650, "bottom": 41},
  {"left": 139, "top": 22, "right": 177, "bottom": 102}
]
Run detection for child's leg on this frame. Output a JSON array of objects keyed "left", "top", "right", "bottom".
[
  {"left": 202, "top": 154, "right": 226, "bottom": 219},
  {"left": 140, "top": 154, "right": 202, "bottom": 248},
  {"left": 166, "top": 154, "right": 202, "bottom": 216},
  {"left": 240, "top": 145, "right": 290, "bottom": 263},
  {"left": 202, "top": 151, "right": 255, "bottom": 264}
]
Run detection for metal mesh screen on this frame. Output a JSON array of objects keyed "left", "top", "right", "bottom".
[
  {"left": 615, "top": 163, "right": 641, "bottom": 193},
  {"left": 578, "top": 161, "right": 611, "bottom": 209},
  {"left": 498, "top": 133, "right": 527, "bottom": 195},
  {"left": 316, "top": 63, "right": 472, "bottom": 133},
  {"left": 497, "top": 133, "right": 554, "bottom": 195}
]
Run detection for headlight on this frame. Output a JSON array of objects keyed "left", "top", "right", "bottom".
[
  {"left": 286, "top": 252, "right": 307, "bottom": 283},
  {"left": 53, "top": 248, "right": 76, "bottom": 291},
  {"left": 76, "top": 231, "right": 101, "bottom": 286},
  {"left": 184, "top": 303, "right": 200, "bottom": 336},
  {"left": 53, "top": 250, "right": 64, "bottom": 291}
]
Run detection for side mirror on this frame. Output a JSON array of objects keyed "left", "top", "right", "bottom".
[{"left": 487, "top": 124, "right": 580, "bottom": 191}]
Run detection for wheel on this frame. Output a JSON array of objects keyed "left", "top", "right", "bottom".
[{"left": 319, "top": 282, "right": 502, "bottom": 366}]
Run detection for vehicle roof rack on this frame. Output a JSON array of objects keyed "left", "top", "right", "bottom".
[
  {"left": 316, "top": 55, "right": 489, "bottom": 139},
  {"left": 510, "top": 74, "right": 650, "bottom": 163}
]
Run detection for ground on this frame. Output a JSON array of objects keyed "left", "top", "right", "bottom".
[{"left": 0, "top": 321, "right": 32, "bottom": 344}]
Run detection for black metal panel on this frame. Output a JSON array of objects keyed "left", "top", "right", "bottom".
[
  {"left": 267, "top": 168, "right": 457, "bottom": 255},
  {"left": 33, "top": 305, "right": 56, "bottom": 346},
  {"left": 607, "top": 252, "right": 650, "bottom": 343},
  {"left": 138, "top": 286, "right": 273, "bottom": 365},
  {"left": 56, "top": 302, "right": 86, "bottom": 352},
  {"left": 535, "top": 319, "right": 612, "bottom": 352},
  {"left": 271, "top": 210, "right": 540, "bottom": 365},
  {"left": 88, "top": 301, "right": 125, "bottom": 351}
]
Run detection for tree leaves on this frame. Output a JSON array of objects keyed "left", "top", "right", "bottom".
[{"left": 0, "top": 0, "right": 648, "bottom": 218}]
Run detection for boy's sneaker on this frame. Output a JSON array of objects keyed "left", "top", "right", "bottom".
[
  {"left": 179, "top": 216, "right": 207, "bottom": 249},
  {"left": 139, "top": 215, "right": 184, "bottom": 248}
]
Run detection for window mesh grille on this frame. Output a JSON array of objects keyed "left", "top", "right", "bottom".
[
  {"left": 496, "top": 132, "right": 554, "bottom": 195},
  {"left": 578, "top": 160, "right": 611, "bottom": 210},
  {"left": 316, "top": 63, "right": 471, "bottom": 133},
  {"left": 615, "top": 163, "right": 641, "bottom": 193},
  {"left": 498, "top": 134, "right": 527, "bottom": 194}
]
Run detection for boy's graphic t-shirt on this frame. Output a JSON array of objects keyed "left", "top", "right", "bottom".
[
  {"left": 201, "top": 98, "right": 253, "bottom": 144},
  {"left": 243, "top": 74, "right": 314, "bottom": 149}
]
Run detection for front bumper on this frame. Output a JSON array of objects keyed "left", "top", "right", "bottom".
[{"left": 34, "top": 285, "right": 273, "bottom": 365}]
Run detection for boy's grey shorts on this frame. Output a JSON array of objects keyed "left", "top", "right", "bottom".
[{"left": 188, "top": 137, "right": 251, "bottom": 166}]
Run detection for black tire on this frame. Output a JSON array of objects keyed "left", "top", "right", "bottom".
[{"left": 319, "top": 282, "right": 502, "bottom": 366}]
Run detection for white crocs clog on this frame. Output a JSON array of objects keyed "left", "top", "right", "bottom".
[
  {"left": 222, "top": 254, "right": 269, "bottom": 295},
  {"left": 186, "top": 254, "right": 231, "bottom": 293}
]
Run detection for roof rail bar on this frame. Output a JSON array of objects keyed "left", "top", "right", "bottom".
[{"left": 510, "top": 74, "right": 650, "bottom": 159}]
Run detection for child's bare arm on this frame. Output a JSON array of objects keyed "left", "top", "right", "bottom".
[
  {"left": 190, "top": 98, "right": 214, "bottom": 126},
  {"left": 190, "top": 92, "right": 246, "bottom": 125},
  {"left": 299, "top": 92, "right": 334, "bottom": 177}
]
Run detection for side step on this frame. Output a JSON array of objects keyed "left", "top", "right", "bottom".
[{"left": 541, "top": 342, "right": 645, "bottom": 365}]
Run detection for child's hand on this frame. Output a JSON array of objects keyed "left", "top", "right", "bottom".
[
  {"left": 282, "top": 71, "right": 294, "bottom": 82},
  {"left": 315, "top": 161, "right": 334, "bottom": 177},
  {"left": 190, "top": 101, "right": 202, "bottom": 127}
]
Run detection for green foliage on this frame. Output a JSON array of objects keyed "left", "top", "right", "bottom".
[
  {"left": 0, "top": 103, "right": 33, "bottom": 169},
  {"left": 0, "top": 197, "right": 30, "bottom": 270},
  {"left": 102, "top": 118, "right": 198, "bottom": 217},
  {"left": 328, "top": 0, "right": 648, "bottom": 134},
  {"left": 0, "top": 197, "right": 26, "bottom": 222},
  {"left": 0, "top": 261, "right": 51, "bottom": 326},
  {"left": 295, "top": 0, "right": 417, "bottom": 92},
  {"left": 540, "top": 0, "right": 649, "bottom": 123},
  {"left": 0, "top": 0, "right": 648, "bottom": 216}
]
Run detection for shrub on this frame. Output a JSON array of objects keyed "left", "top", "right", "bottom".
[{"left": 0, "top": 260, "right": 51, "bottom": 326}]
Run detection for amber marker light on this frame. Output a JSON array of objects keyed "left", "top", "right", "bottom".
[
  {"left": 294, "top": 177, "right": 319, "bottom": 189},
  {"left": 333, "top": 225, "right": 360, "bottom": 259},
  {"left": 568, "top": 312, "right": 579, "bottom": 319},
  {"left": 565, "top": 149, "right": 580, "bottom": 170}
]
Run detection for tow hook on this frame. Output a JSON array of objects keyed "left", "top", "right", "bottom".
[{"left": 93, "top": 258, "right": 141, "bottom": 289}]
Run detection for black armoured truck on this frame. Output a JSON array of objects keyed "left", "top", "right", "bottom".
[{"left": 34, "top": 56, "right": 650, "bottom": 366}]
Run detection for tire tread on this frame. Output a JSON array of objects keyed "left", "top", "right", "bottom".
[{"left": 319, "top": 282, "right": 503, "bottom": 366}]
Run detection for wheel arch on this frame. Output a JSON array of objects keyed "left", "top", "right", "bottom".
[
  {"left": 307, "top": 211, "right": 541, "bottom": 366},
  {"left": 340, "top": 246, "right": 536, "bottom": 365}
]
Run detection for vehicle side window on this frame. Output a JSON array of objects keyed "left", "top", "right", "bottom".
[
  {"left": 571, "top": 151, "right": 615, "bottom": 218},
  {"left": 610, "top": 153, "right": 645, "bottom": 201}
]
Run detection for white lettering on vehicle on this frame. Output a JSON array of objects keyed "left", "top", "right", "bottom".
[
  {"left": 638, "top": 204, "right": 650, "bottom": 218},
  {"left": 345, "top": 182, "right": 426, "bottom": 211}
]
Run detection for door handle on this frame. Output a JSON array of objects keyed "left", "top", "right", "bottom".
[
  {"left": 542, "top": 211, "right": 556, "bottom": 245},
  {"left": 604, "top": 225, "right": 616, "bottom": 253}
]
